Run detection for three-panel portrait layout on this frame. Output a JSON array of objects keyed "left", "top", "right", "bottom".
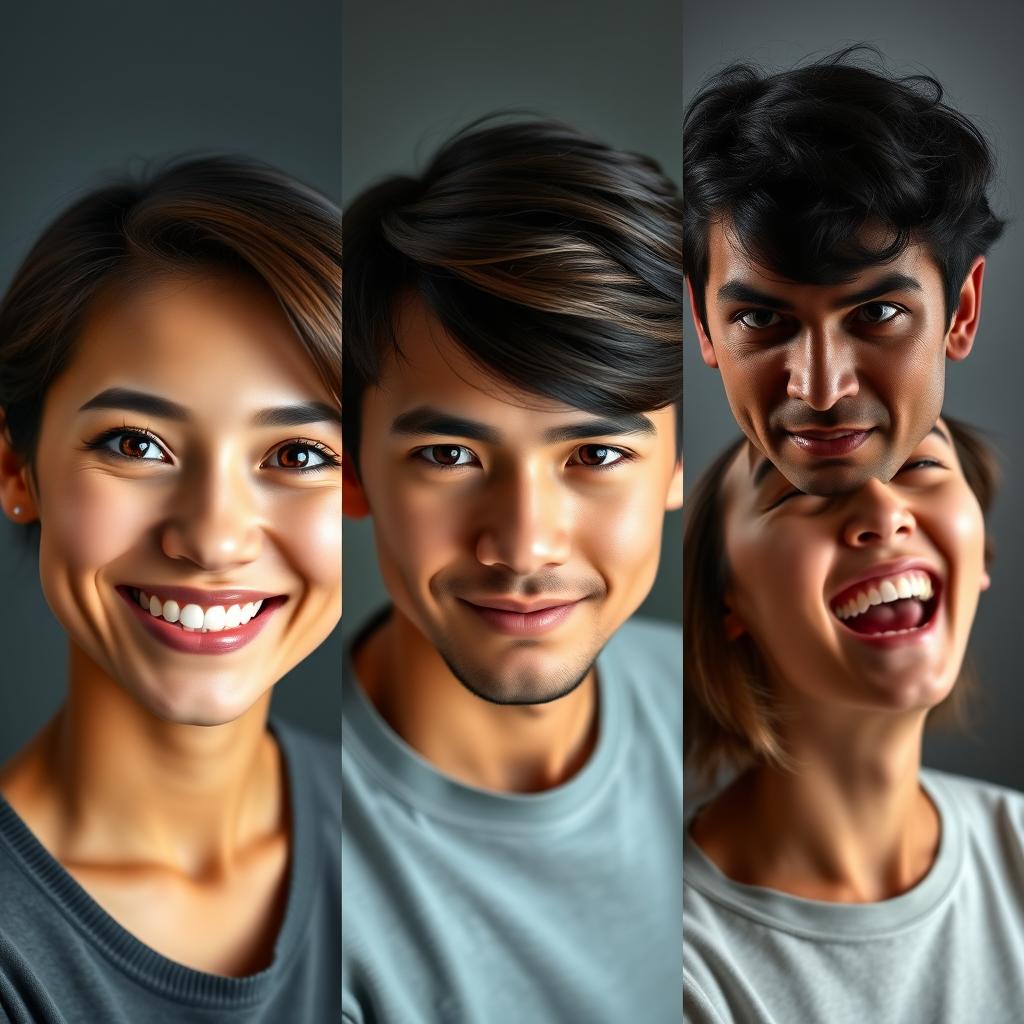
[{"left": 1, "top": 2, "right": 1023, "bottom": 1022}]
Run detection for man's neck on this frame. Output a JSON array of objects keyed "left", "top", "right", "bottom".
[{"left": 354, "top": 609, "right": 598, "bottom": 793}]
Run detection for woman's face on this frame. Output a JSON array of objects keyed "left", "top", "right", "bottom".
[
  {"left": 721, "top": 421, "right": 987, "bottom": 716},
  {"left": 26, "top": 272, "right": 341, "bottom": 725}
]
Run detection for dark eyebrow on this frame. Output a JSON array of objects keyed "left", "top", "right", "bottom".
[
  {"left": 79, "top": 387, "right": 188, "bottom": 420},
  {"left": 833, "top": 273, "right": 922, "bottom": 310},
  {"left": 542, "top": 413, "right": 655, "bottom": 443},
  {"left": 251, "top": 401, "right": 341, "bottom": 427},
  {"left": 717, "top": 280, "right": 794, "bottom": 311},
  {"left": 392, "top": 407, "right": 501, "bottom": 444},
  {"left": 928, "top": 423, "right": 952, "bottom": 446}
]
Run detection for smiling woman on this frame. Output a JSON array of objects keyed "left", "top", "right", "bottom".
[
  {"left": 682, "top": 419, "right": 1024, "bottom": 1024},
  {"left": 0, "top": 158, "right": 341, "bottom": 1023}
]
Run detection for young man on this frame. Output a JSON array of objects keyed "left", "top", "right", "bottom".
[
  {"left": 342, "top": 118, "right": 683, "bottom": 1022},
  {"left": 683, "top": 47, "right": 1005, "bottom": 495}
]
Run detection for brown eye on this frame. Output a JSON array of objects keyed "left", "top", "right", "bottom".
[
  {"left": 418, "top": 445, "right": 475, "bottom": 468},
  {"left": 119, "top": 435, "right": 153, "bottom": 458},
  {"left": 573, "top": 445, "right": 624, "bottom": 468},
  {"left": 277, "top": 443, "right": 312, "bottom": 469}
]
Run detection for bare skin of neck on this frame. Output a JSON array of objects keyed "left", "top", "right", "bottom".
[
  {"left": 690, "top": 707, "right": 941, "bottom": 903},
  {"left": 355, "top": 610, "right": 599, "bottom": 793},
  {"left": 0, "top": 642, "right": 289, "bottom": 976}
]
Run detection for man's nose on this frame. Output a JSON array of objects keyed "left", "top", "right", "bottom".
[
  {"left": 475, "top": 464, "right": 571, "bottom": 575},
  {"left": 160, "top": 452, "right": 263, "bottom": 571},
  {"left": 786, "top": 327, "right": 859, "bottom": 411}
]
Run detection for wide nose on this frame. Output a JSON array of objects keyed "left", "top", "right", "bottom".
[
  {"left": 786, "top": 326, "right": 859, "bottom": 411},
  {"left": 161, "top": 449, "right": 262, "bottom": 571},
  {"left": 475, "top": 462, "right": 571, "bottom": 575},
  {"left": 842, "top": 477, "right": 916, "bottom": 548}
]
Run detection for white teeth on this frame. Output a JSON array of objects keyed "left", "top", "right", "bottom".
[
  {"left": 834, "top": 572, "right": 936, "bottom": 621},
  {"left": 180, "top": 603, "right": 205, "bottom": 629},
  {"left": 203, "top": 606, "right": 226, "bottom": 632},
  {"left": 131, "top": 588, "right": 268, "bottom": 631}
]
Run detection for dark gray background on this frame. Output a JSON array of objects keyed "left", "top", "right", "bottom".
[
  {"left": 0, "top": 1, "right": 342, "bottom": 761},
  {"left": 683, "top": 0, "right": 1023, "bottom": 789},
  {"left": 342, "top": 0, "right": 683, "bottom": 636}
]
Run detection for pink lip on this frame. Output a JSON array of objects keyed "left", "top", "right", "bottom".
[
  {"left": 459, "top": 597, "right": 582, "bottom": 636},
  {"left": 117, "top": 586, "right": 286, "bottom": 655},
  {"left": 788, "top": 429, "right": 873, "bottom": 457}
]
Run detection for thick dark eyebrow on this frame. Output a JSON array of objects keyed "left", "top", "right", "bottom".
[
  {"left": 717, "top": 273, "right": 923, "bottom": 314},
  {"left": 542, "top": 413, "right": 655, "bottom": 443},
  {"left": 392, "top": 407, "right": 501, "bottom": 444},
  {"left": 251, "top": 401, "right": 341, "bottom": 427},
  {"left": 391, "top": 406, "right": 656, "bottom": 445},
  {"left": 717, "top": 281, "right": 794, "bottom": 311},
  {"left": 79, "top": 388, "right": 188, "bottom": 420}
]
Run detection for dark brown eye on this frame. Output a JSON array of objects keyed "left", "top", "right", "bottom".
[
  {"left": 573, "top": 445, "right": 625, "bottom": 468},
  {"left": 418, "top": 445, "right": 474, "bottom": 467},
  {"left": 276, "top": 443, "right": 312, "bottom": 469},
  {"left": 118, "top": 434, "right": 156, "bottom": 459}
]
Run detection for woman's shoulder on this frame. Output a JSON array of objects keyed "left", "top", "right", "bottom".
[
  {"left": 923, "top": 766, "right": 1024, "bottom": 848},
  {"left": 272, "top": 718, "right": 341, "bottom": 823}
]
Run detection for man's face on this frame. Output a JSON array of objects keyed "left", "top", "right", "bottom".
[
  {"left": 693, "top": 220, "right": 980, "bottom": 495},
  {"left": 350, "top": 294, "right": 682, "bottom": 705}
]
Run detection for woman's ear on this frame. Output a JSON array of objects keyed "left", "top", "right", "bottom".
[
  {"left": 0, "top": 409, "right": 37, "bottom": 523},
  {"left": 342, "top": 454, "right": 371, "bottom": 519},
  {"left": 723, "top": 593, "right": 747, "bottom": 641}
]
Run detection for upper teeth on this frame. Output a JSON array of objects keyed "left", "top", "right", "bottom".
[
  {"left": 135, "top": 589, "right": 264, "bottom": 631},
  {"left": 834, "top": 571, "right": 934, "bottom": 621}
]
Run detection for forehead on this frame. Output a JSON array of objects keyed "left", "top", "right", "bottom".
[
  {"left": 372, "top": 292, "right": 675, "bottom": 437},
  {"left": 50, "top": 273, "right": 333, "bottom": 417},
  {"left": 705, "top": 219, "right": 942, "bottom": 305}
]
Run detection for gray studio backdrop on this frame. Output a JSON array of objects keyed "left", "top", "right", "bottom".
[
  {"left": 342, "top": 0, "right": 683, "bottom": 637},
  {"left": 683, "top": 0, "right": 1023, "bottom": 789},
  {"left": 0, "top": 1, "right": 342, "bottom": 762}
]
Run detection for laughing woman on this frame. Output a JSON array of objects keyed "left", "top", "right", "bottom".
[
  {"left": 0, "top": 158, "right": 341, "bottom": 1022},
  {"left": 683, "top": 420, "right": 1024, "bottom": 1023}
]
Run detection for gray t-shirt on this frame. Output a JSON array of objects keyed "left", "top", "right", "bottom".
[
  {"left": 684, "top": 769, "right": 1024, "bottom": 1023},
  {"left": 342, "top": 615, "right": 683, "bottom": 1023},
  {"left": 0, "top": 719, "right": 341, "bottom": 1024}
]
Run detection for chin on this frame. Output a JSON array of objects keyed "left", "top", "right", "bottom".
[
  {"left": 129, "top": 673, "right": 267, "bottom": 727},
  {"left": 441, "top": 650, "right": 594, "bottom": 707}
]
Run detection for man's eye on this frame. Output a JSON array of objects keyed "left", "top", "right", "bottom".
[
  {"left": 852, "top": 302, "right": 902, "bottom": 324},
  {"left": 264, "top": 441, "right": 340, "bottom": 472},
  {"left": 737, "top": 309, "right": 783, "bottom": 329},
  {"left": 415, "top": 445, "right": 478, "bottom": 468},
  {"left": 570, "top": 444, "right": 628, "bottom": 468},
  {"left": 90, "top": 429, "right": 170, "bottom": 463}
]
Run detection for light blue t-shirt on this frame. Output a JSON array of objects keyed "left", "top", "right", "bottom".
[
  {"left": 684, "top": 768, "right": 1024, "bottom": 1023},
  {"left": 342, "top": 615, "right": 683, "bottom": 1023}
]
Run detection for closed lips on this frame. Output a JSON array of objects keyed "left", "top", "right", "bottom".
[{"left": 130, "top": 587, "right": 266, "bottom": 632}]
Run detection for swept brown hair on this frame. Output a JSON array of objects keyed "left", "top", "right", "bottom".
[
  {"left": 684, "top": 418, "right": 999, "bottom": 790},
  {"left": 0, "top": 154, "right": 341, "bottom": 473}
]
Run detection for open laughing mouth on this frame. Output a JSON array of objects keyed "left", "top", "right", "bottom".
[
  {"left": 116, "top": 585, "right": 287, "bottom": 655},
  {"left": 830, "top": 568, "right": 940, "bottom": 640}
]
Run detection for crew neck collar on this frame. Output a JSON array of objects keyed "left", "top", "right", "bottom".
[
  {"left": 342, "top": 608, "right": 632, "bottom": 834},
  {"left": 683, "top": 769, "right": 964, "bottom": 939}
]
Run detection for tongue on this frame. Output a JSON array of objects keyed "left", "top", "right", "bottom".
[{"left": 845, "top": 598, "right": 926, "bottom": 635}]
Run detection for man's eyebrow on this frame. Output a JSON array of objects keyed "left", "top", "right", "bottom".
[
  {"left": 717, "top": 280, "right": 794, "bottom": 310},
  {"left": 251, "top": 401, "right": 341, "bottom": 427},
  {"left": 79, "top": 388, "right": 188, "bottom": 420},
  {"left": 391, "top": 407, "right": 501, "bottom": 444},
  {"left": 542, "top": 413, "right": 655, "bottom": 443},
  {"left": 832, "top": 273, "right": 922, "bottom": 310}
]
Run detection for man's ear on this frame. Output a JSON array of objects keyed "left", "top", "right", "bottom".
[
  {"left": 342, "top": 454, "right": 371, "bottom": 519},
  {"left": 686, "top": 277, "right": 718, "bottom": 369},
  {"left": 0, "top": 409, "right": 37, "bottom": 523},
  {"left": 665, "top": 458, "right": 683, "bottom": 511},
  {"left": 946, "top": 256, "right": 986, "bottom": 362}
]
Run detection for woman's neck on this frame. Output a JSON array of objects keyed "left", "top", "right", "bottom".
[
  {"left": 691, "top": 709, "right": 941, "bottom": 902},
  {"left": 0, "top": 642, "right": 284, "bottom": 876}
]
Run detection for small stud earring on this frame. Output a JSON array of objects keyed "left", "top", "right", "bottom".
[{"left": 12, "top": 506, "right": 21, "bottom": 517}]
